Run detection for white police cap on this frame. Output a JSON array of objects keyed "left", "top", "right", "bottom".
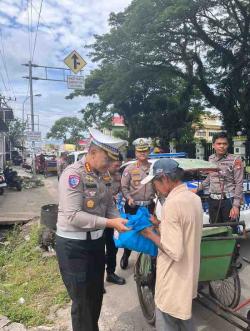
[
  {"left": 133, "top": 138, "right": 150, "bottom": 152},
  {"left": 89, "top": 128, "right": 126, "bottom": 160}
]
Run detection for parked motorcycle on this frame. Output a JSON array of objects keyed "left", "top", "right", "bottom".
[
  {"left": 0, "top": 169, "right": 7, "bottom": 195},
  {"left": 3, "top": 166, "right": 22, "bottom": 191}
]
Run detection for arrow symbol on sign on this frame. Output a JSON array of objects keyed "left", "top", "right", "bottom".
[{"left": 71, "top": 54, "right": 80, "bottom": 70}]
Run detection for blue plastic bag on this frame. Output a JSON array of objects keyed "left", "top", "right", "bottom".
[{"left": 114, "top": 207, "right": 158, "bottom": 257}]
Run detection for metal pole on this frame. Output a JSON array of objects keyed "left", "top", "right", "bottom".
[
  {"left": 22, "top": 96, "right": 30, "bottom": 161},
  {"left": 29, "top": 60, "right": 36, "bottom": 176},
  {"left": 0, "top": 97, "right": 5, "bottom": 168},
  {"left": 22, "top": 99, "right": 26, "bottom": 162},
  {"left": 2, "top": 103, "right": 6, "bottom": 166}
]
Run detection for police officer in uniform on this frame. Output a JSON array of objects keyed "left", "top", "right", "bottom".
[
  {"left": 198, "top": 132, "right": 244, "bottom": 224},
  {"left": 56, "top": 128, "right": 129, "bottom": 331},
  {"left": 57, "top": 152, "right": 68, "bottom": 179},
  {"left": 120, "top": 138, "right": 156, "bottom": 269},
  {"left": 105, "top": 153, "right": 126, "bottom": 285}
]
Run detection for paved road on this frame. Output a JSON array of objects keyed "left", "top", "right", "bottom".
[
  {"left": 1, "top": 174, "right": 250, "bottom": 330},
  {"left": 0, "top": 172, "right": 58, "bottom": 224}
]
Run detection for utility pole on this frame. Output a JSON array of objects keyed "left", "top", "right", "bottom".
[
  {"left": 0, "top": 97, "right": 4, "bottom": 168},
  {"left": 28, "top": 60, "right": 36, "bottom": 176},
  {"left": 22, "top": 56, "right": 86, "bottom": 169}
]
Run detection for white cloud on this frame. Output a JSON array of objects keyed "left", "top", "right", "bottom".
[
  {"left": 0, "top": 1, "right": 21, "bottom": 18},
  {"left": 0, "top": 0, "right": 132, "bottom": 137}
]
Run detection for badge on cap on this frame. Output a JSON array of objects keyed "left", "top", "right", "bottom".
[{"left": 68, "top": 175, "right": 80, "bottom": 188}]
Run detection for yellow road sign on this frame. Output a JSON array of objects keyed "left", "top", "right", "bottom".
[{"left": 64, "top": 50, "right": 87, "bottom": 74}]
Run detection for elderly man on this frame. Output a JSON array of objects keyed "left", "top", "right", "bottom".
[
  {"left": 141, "top": 159, "right": 203, "bottom": 331},
  {"left": 120, "top": 138, "right": 156, "bottom": 269},
  {"left": 56, "top": 128, "right": 129, "bottom": 331}
]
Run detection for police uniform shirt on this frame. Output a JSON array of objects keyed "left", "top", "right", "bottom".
[
  {"left": 111, "top": 171, "right": 121, "bottom": 197},
  {"left": 121, "top": 162, "right": 155, "bottom": 202},
  {"left": 57, "top": 158, "right": 119, "bottom": 233},
  {"left": 57, "top": 159, "right": 68, "bottom": 177},
  {"left": 201, "top": 153, "right": 244, "bottom": 208}
]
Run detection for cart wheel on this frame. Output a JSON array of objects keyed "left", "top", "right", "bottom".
[
  {"left": 134, "top": 253, "right": 156, "bottom": 325},
  {"left": 209, "top": 269, "right": 241, "bottom": 308}
]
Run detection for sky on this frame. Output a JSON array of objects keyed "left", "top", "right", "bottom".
[{"left": 0, "top": 0, "right": 132, "bottom": 139}]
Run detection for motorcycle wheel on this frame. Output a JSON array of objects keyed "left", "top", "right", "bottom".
[
  {"left": 134, "top": 253, "right": 156, "bottom": 325},
  {"left": 0, "top": 187, "right": 4, "bottom": 195}
]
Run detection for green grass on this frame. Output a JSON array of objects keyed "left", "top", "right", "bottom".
[{"left": 0, "top": 224, "right": 69, "bottom": 327}]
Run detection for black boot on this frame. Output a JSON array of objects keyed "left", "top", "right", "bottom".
[
  {"left": 120, "top": 253, "right": 129, "bottom": 270},
  {"left": 106, "top": 272, "right": 126, "bottom": 285}
]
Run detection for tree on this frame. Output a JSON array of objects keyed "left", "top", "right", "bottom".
[
  {"left": 68, "top": 57, "right": 203, "bottom": 143},
  {"left": 6, "top": 118, "right": 26, "bottom": 148},
  {"left": 46, "top": 117, "right": 84, "bottom": 144},
  {"left": 88, "top": 0, "right": 250, "bottom": 137}
]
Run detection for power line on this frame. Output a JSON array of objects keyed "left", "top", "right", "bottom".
[
  {"left": 27, "top": 0, "right": 32, "bottom": 61},
  {"left": 30, "top": 0, "right": 33, "bottom": 59},
  {"left": 31, "top": 2, "right": 71, "bottom": 56},
  {"left": 0, "top": 29, "right": 16, "bottom": 99},
  {"left": 32, "top": 0, "right": 44, "bottom": 62},
  {"left": 0, "top": 70, "right": 8, "bottom": 93}
]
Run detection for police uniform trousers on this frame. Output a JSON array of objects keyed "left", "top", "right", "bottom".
[
  {"left": 123, "top": 201, "right": 155, "bottom": 258},
  {"left": 208, "top": 197, "right": 239, "bottom": 233},
  {"left": 105, "top": 228, "right": 117, "bottom": 274},
  {"left": 56, "top": 235, "right": 105, "bottom": 331},
  {"left": 208, "top": 197, "right": 233, "bottom": 223}
]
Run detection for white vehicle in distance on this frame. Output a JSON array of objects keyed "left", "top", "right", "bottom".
[{"left": 67, "top": 151, "right": 87, "bottom": 164}]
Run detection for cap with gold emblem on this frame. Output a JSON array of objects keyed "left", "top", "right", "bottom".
[
  {"left": 133, "top": 138, "right": 150, "bottom": 152},
  {"left": 89, "top": 128, "right": 127, "bottom": 160}
]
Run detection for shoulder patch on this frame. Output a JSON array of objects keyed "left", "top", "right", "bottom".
[{"left": 68, "top": 175, "right": 81, "bottom": 188}]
